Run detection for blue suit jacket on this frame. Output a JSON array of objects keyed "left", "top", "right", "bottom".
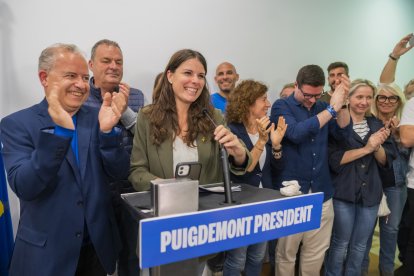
[
  {"left": 228, "top": 122, "right": 282, "bottom": 189},
  {"left": 328, "top": 116, "right": 395, "bottom": 206},
  {"left": 0, "top": 99, "right": 130, "bottom": 276}
]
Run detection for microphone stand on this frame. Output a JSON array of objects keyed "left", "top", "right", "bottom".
[
  {"left": 220, "top": 145, "right": 233, "bottom": 204},
  {"left": 202, "top": 109, "right": 233, "bottom": 204}
]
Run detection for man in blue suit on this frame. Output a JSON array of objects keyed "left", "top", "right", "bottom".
[{"left": 0, "top": 43, "right": 130, "bottom": 276}]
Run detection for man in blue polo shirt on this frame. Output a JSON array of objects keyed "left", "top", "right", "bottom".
[
  {"left": 211, "top": 62, "right": 239, "bottom": 113},
  {"left": 270, "top": 64, "right": 350, "bottom": 276}
]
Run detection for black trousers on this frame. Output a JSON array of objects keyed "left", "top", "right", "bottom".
[
  {"left": 405, "top": 188, "right": 414, "bottom": 275},
  {"left": 111, "top": 181, "right": 140, "bottom": 276},
  {"left": 75, "top": 243, "right": 106, "bottom": 276}
]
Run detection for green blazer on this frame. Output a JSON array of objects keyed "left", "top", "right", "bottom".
[{"left": 129, "top": 108, "right": 250, "bottom": 191}]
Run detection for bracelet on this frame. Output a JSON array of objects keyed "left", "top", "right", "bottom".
[
  {"left": 389, "top": 53, "right": 399, "bottom": 61},
  {"left": 326, "top": 105, "right": 337, "bottom": 119},
  {"left": 272, "top": 148, "right": 282, "bottom": 159}
]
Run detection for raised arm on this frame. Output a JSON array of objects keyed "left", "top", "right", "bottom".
[
  {"left": 331, "top": 75, "right": 351, "bottom": 128},
  {"left": 380, "top": 33, "right": 413, "bottom": 83}
]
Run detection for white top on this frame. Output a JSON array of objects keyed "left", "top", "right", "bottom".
[
  {"left": 400, "top": 98, "right": 414, "bottom": 189},
  {"left": 248, "top": 132, "right": 266, "bottom": 188},
  {"left": 172, "top": 137, "right": 198, "bottom": 173}
]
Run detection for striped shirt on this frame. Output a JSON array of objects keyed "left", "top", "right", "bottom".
[{"left": 353, "top": 118, "right": 370, "bottom": 140}]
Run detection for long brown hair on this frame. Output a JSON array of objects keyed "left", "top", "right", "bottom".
[{"left": 145, "top": 49, "right": 215, "bottom": 146}]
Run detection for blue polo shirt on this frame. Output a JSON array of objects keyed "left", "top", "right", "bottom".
[
  {"left": 270, "top": 94, "right": 351, "bottom": 201},
  {"left": 211, "top": 93, "right": 227, "bottom": 113}
]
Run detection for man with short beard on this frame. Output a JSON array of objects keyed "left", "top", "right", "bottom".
[
  {"left": 320, "top": 61, "right": 349, "bottom": 104},
  {"left": 211, "top": 62, "right": 239, "bottom": 113}
]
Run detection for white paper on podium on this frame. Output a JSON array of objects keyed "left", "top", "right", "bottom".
[{"left": 199, "top": 185, "right": 241, "bottom": 193}]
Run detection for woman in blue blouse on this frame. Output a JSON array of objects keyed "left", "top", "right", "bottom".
[
  {"left": 325, "top": 79, "right": 393, "bottom": 276},
  {"left": 223, "top": 80, "right": 287, "bottom": 276}
]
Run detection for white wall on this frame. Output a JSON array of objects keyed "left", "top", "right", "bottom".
[
  {"left": 1, "top": 0, "right": 414, "bottom": 119},
  {"left": 1, "top": 0, "right": 414, "bottom": 234}
]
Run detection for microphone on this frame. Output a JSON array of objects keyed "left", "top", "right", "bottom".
[{"left": 202, "top": 109, "right": 233, "bottom": 204}]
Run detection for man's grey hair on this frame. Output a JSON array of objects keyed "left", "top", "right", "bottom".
[
  {"left": 90, "top": 39, "right": 122, "bottom": 61},
  {"left": 38, "top": 43, "right": 84, "bottom": 72}
]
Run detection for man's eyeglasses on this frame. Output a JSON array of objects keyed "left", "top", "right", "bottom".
[
  {"left": 299, "top": 87, "right": 323, "bottom": 100},
  {"left": 377, "top": 95, "right": 399, "bottom": 104}
]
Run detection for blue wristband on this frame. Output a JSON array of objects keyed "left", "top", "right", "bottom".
[{"left": 326, "top": 105, "right": 337, "bottom": 119}]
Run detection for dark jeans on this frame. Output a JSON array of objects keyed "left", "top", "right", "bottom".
[
  {"left": 398, "top": 196, "right": 410, "bottom": 264},
  {"left": 362, "top": 185, "right": 407, "bottom": 273},
  {"left": 75, "top": 243, "right": 106, "bottom": 276},
  {"left": 223, "top": 242, "right": 267, "bottom": 276},
  {"left": 268, "top": 239, "right": 277, "bottom": 267}
]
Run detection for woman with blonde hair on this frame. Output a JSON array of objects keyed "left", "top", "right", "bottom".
[
  {"left": 361, "top": 83, "right": 409, "bottom": 276},
  {"left": 325, "top": 79, "right": 394, "bottom": 276}
]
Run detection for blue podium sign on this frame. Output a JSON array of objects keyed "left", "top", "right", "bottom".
[{"left": 139, "top": 192, "right": 323, "bottom": 268}]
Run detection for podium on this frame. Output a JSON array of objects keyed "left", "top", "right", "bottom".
[{"left": 121, "top": 183, "right": 323, "bottom": 275}]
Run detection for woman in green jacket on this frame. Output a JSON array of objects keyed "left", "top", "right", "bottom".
[{"left": 129, "top": 49, "right": 250, "bottom": 192}]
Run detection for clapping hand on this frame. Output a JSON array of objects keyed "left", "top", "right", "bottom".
[
  {"left": 46, "top": 82, "right": 75, "bottom": 130},
  {"left": 113, "top": 82, "right": 130, "bottom": 114},
  {"left": 256, "top": 116, "right": 272, "bottom": 143},
  {"left": 330, "top": 75, "right": 350, "bottom": 111},
  {"left": 255, "top": 115, "right": 287, "bottom": 148},
  {"left": 270, "top": 116, "right": 287, "bottom": 148},
  {"left": 99, "top": 91, "right": 128, "bottom": 132},
  {"left": 366, "top": 127, "right": 391, "bottom": 153},
  {"left": 385, "top": 115, "right": 399, "bottom": 130}
]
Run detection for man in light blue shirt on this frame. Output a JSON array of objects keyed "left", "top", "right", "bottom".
[{"left": 211, "top": 62, "right": 239, "bottom": 113}]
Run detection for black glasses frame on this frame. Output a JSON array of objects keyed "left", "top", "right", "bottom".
[
  {"left": 377, "top": 95, "right": 399, "bottom": 104},
  {"left": 299, "top": 87, "right": 323, "bottom": 100}
]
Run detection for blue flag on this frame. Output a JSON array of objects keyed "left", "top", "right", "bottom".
[{"left": 0, "top": 147, "right": 14, "bottom": 276}]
